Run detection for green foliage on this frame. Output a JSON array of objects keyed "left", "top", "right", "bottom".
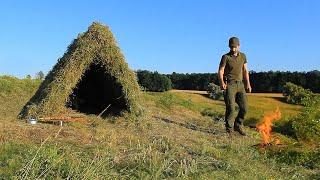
[
  {"left": 165, "top": 70, "right": 320, "bottom": 93},
  {"left": 267, "top": 146, "right": 320, "bottom": 169},
  {"left": 0, "top": 80, "right": 318, "bottom": 179},
  {"left": 282, "top": 82, "right": 313, "bottom": 105},
  {"left": 0, "top": 76, "right": 41, "bottom": 96},
  {"left": 168, "top": 72, "right": 218, "bottom": 90},
  {"left": 156, "top": 93, "right": 175, "bottom": 109},
  {"left": 180, "top": 98, "right": 193, "bottom": 109},
  {"left": 137, "top": 70, "right": 172, "bottom": 92},
  {"left": 285, "top": 89, "right": 320, "bottom": 143},
  {"left": 273, "top": 119, "right": 296, "bottom": 137},
  {"left": 0, "top": 142, "right": 116, "bottom": 179},
  {"left": 291, "top": 97, "right": 320, "bottom": 143},
  {"left": 206, "top": 83, "right": 223, "bottom": 100},
  {"left": 305, "top": 70, "right": 320, "bottom": 93},
  {"left": 0, "top": 143, "right": 31, "bottom": 178}
]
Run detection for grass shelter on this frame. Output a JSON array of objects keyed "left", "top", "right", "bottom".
[{"left": 19, "top": 22, "right": 141, "bottom": 119}]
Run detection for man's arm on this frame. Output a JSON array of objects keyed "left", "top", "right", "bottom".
[
  {"left": 218, "top": 65, "right": 227, "bottom": 90},
  {"left": 242, "top": 63, "right": 252, "bottom": 93},
  {"left": 218, "top": 55, "right": 227, "bottom": 90}
]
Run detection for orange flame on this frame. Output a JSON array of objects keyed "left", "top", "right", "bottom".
[{"left": 256, "top": 107, "right": 281, "bottom": 144}]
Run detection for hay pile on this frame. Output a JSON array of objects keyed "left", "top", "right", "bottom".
[{"left": 19, "top": 22, "right": 141, "bottom": 119}]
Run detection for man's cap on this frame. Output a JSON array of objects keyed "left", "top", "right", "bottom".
[{"left": 229, "top": 37, "right": 240, "bottom": 47}]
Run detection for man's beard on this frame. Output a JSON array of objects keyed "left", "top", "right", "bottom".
[{"left": 231, "top": 49, "right": 239, "bottom": 54}]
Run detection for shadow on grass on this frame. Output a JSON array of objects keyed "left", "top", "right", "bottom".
[
  {"left": 271, "top": 96, "right": 288, "bottom": 103},
  {"left": 244, "top": 117, "right": 259, "bottom": 128},
  {"left": 199, "top": 93, "right": 225, "bottom": 102},
  {"left": 273, "top": 120, "right": 297, "bottom": 138},
  {"left": 153, "top": 115, "right": 219, "bottom": 135},
  {"left": 200, "top": 108, "right": 224, "bottom": 122},
  {"left": 199, "top": 93, "right": 210, "bottom": 99}
]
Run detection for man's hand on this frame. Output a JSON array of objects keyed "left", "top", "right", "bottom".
[
  {"left": 218, "top": 63, "right": 226, "bottom": 91},
  {"left": 246, "top": 84, "right": 252, "bottom": 93},
  {"left": 242, "top": 63, "right": 251, "bottom": 93},
  {"left": 221, "top": 82, "right": 227, "bottom": 90}
]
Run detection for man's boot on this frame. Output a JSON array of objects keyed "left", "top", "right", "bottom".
[
  {"left": 234, "top": 126, "right": 246, "bottom": 136},
  {"left": 226, "top": 128, "right": 234, "bottom": 136}
]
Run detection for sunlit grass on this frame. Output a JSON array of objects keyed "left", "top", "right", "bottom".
[
  {"left": 160, "top": 90, "right": 301, "bottom": 126},
  {"left": 0, "top": 79, "right": 318, "bottom": 179}
]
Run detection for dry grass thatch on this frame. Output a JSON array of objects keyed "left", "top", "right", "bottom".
[{"left": 19, "top": 22, "right": 142, "bottom": 119}]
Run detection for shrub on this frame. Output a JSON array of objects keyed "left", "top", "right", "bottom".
[
  {"left": 282, "top": 82, "right": 313, "bottom": 105},
  {"left": 268, "top": 146, "right": 320, "bottom": 169},
  {"left": 291, "top": 97, "right": 320, "bottom": 143},
  {"left": 156, "top": 93, "right": 175, "bottom": 109},
  {"left": 137, "top": 70, "right": 172, "bottom": 92},
  {"left": 206, "top": 83, "right": 223, "bottom": 100},
  {"left": 0, "top": 76, "right": 41, "bottom": 96}
]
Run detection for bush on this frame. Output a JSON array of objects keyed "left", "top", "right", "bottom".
[
  {"left": 268, "top": 146, "right": 320, "bottom": 169},
  {"left": 137, "top": 70, "right": 172, "bottom": 92},
  {"left": 291, "top": 97, "right": 320, "bottom": 143},
  {"left": 206, "top": 83, "right": 223, "bottom": 100},
  {"left": 156, "top": 93, "right": 175, "bottom": 109},
  {"left": 282, "top": 82, "right": 313, "bottom": 105},
  {"left": 0, "top": 76, "right": 41, "bottom": 96}
]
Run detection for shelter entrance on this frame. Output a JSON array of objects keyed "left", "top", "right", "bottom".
[{"left": 67, "top": 62, "right": 128, "bottom": 116}]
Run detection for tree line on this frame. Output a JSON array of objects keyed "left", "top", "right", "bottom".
[
  {"left": 32, "top": 70, "right": 320, "bottom": 93},
  {"left": 137, "top": 70, "right": 320, "bottom": 93}
]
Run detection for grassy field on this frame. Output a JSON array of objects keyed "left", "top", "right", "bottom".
[{"left": 0, "top": 77, "right": 319, "bottom": 179}]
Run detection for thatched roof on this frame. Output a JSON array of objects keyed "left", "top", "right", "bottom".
[{"left": 19, "top": 22, "right": 141, "bottom": 119}]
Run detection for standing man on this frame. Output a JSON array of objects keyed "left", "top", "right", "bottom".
[{"left": 218, "top": 37, "right": 252, "bottom": 136}]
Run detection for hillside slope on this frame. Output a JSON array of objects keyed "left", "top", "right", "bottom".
[{"left": 0, "top": 77, "right": 319, "bottom": 179}]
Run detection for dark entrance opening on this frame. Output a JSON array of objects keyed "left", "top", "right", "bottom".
[{"left": 67, "top": 62, "right": 128, "bottom": 116}]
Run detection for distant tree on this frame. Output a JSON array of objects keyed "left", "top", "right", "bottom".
[
  {"left": 26, "top": 75, "right": 32, "bottom": 79},
  {"left": 305, "top": 70, "right": 320, "bottom": 93},
  {"left": 136, "top": 70, "right": 172, "bottom": 92},
  {"left": 137, "top": 70, "right": 320, "bottom": 93},
  {"left": 167, "top": 72, "right": 217, "bottom": 90},
  {"left": 36, "top": 71, "right": 45, "bottom": 80}
]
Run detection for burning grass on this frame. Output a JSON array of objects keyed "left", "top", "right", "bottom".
[{"left": 256, "top": 107, "right": 282, "bottom": 146}]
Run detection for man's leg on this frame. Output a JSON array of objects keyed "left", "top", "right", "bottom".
[
  {"left": 224, "top": 83, "right": 237, "bottom": 132},
  {"left": 234, "top": 84, "right": 248, "bottom": 135}
]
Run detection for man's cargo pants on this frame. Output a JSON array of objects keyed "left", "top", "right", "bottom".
[{"left": 223, "top": 80, "right": 248, "bottom": 130}]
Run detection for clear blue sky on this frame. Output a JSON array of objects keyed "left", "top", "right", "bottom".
[{"left": 0, "top": 0, "right": 319, "bottom": 78}]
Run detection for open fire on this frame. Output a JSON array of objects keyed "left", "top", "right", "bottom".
[{"left": 256, "top": 107, "right": 282, "bottom": 146}]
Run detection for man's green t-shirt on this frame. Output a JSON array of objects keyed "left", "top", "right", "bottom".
[{"left": 219, "top": 52, "right": 247, "bottom": 82}]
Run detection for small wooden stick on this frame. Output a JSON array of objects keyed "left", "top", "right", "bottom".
[
  {"left": 39, "top": 116, "right": 85, "bottom": 122},
  {"left": 98, "top": 104, "right": 111, "bottom": 117}
]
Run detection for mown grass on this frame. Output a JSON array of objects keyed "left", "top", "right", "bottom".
[{"left": 0, "top": 76, "right": 319, "bottom": 179}]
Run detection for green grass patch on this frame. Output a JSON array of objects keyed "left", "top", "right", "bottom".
[{"left": 0, "top": 79, "right": 318, "bottom": 179}]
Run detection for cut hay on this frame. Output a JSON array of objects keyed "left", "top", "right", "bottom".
[{"left": 19, "top": 22, "right": 142, "bottom": 119}]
